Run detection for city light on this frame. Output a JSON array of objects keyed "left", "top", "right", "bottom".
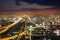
[{"left": 0, "top": 15, "right": 60, "bottom": 40}]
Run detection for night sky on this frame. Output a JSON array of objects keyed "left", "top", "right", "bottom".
[
  {"left": 16, "top": 0, "right": 60, "bottom": 6},
  {"left": 16, "top": 0, "right": 60, "bottom": 9},
  {"left": 0, "top": 0, "right": 60, "bottom": 12}
]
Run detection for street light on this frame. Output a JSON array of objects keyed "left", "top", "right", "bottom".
[
  {"left": 30, "top": 25, "right": 32, "bottom": 28},
  {"left": 0, "top": 25, "right": 1, "bottom": 27},
  {"left": 29, "top": 25, "right": 32, "bottom": 40}
]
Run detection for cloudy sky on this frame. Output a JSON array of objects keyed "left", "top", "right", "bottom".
[{"left": 0, "top": 0, "right": 60, "bottom": 12}]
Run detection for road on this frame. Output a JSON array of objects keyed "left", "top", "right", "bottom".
[
  {"left": 0, "top": 17, "right": 27, "bottom": 40},
  {"left": 0, "top": 31, "right": 26, "bottom": 40},
  {"left": 0, "top": 18, "right": 22, "bottom": 34}
]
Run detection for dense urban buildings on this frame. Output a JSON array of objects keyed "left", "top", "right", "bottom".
[{"left": 0, "top": 15, "right": 60, "bottom": 40}]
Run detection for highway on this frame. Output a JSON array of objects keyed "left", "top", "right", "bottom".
[
  {"left": 0, "top": 18, "right": 22, "bottom": 34},
  {"left": 0, "top": 31, "right": 26, "bottom": 40},
  {"left": 0, "top": 17, "right": 27, "bottom": 40}
]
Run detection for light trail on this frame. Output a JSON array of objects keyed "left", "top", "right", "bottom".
[
  {"left": 0, "top": 18, "right": 22, "bottom": 34},
  {"left": 0, "top": 31, "right": 25, "bottom": 40},
  {"left": 0, "top": 17, "right": 27, "bottom": 40}
]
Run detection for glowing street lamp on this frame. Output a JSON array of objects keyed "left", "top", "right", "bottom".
[
  {"left": 0, "top": 25, "right": 1, "bottom": 27},
  {"left": 29, "top": 25, "right": 32, "bottom": 40}
]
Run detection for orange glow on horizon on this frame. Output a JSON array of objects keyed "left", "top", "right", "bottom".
[{"left": 0, "top": 9, "right": 60, "bottom": 15}]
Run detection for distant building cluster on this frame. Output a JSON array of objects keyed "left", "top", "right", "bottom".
[{"left": 29, "top": 15, "right": 60, "bottom": 26}]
